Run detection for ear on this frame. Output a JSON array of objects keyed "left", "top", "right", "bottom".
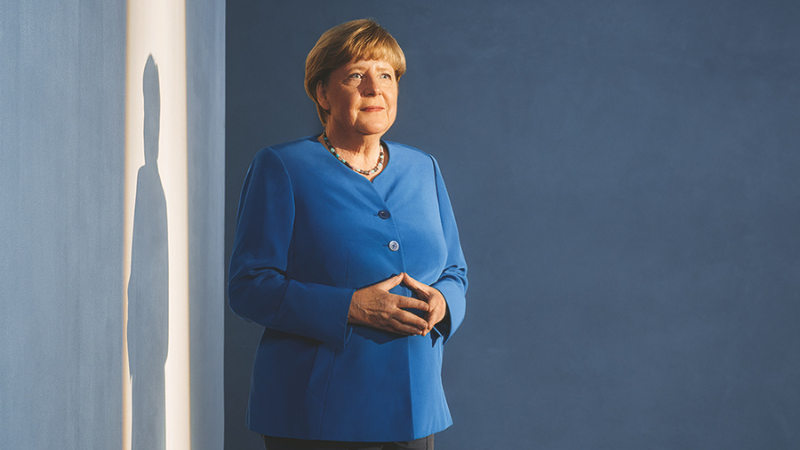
[{"left": 316, "top": 80, "right": 330, "bottom": 111}]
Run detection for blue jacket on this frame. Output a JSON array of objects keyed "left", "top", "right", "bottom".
[{"left": 228, "top": 135, "right": 467, "bottom": 441}]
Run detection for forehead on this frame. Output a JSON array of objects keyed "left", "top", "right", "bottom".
[{"left": 341, "top": 59, "right": 395, "bottom": 70}]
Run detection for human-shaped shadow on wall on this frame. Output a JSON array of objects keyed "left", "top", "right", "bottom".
[{"left": 127, "top": 54, "right": 168, "bottom": 450}]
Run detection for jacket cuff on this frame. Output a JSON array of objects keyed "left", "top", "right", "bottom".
[{"left": 431, "top": 279, "right": 466, "bottom": 343}]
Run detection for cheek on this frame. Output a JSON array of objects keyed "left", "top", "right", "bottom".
[{"left": 386, "top": 91, "right": 397, "bottom": 109}]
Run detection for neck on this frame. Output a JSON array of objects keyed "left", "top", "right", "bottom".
[{"left": 322, "top": 124, "right": 383, "bottom": 161}]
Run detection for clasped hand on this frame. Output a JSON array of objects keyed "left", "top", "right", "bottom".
[{"left": 348, "top": 273, "right": 446, "bottom": 336}]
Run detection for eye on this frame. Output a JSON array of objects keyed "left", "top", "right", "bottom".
[
  {"left": 380, "top": 73, "right": 393, "bottom": 80},
  {"left": 349, "top": 73, "right": 363, "bottom": 79}
]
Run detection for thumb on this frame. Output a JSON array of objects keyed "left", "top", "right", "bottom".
[
  {"left": 402, "top": 272, "right": 424, "bottom": 293},
  {"left": 378, "top": 273, "right": 405, "bottom": 290}
]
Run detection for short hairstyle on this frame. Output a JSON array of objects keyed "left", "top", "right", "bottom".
[{"left": 305, "top": 19, "right": 406, "bottom": 126}]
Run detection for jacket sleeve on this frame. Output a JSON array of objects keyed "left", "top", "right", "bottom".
[
  {"left": 228, "top": 148, "right": 355, "bottom": 349},
  {"left": 429, "top": 156, "right": 468, "bottom": 343}
]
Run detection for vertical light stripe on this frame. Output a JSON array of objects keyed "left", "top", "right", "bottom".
[{"left": 124, "top": 0, "right": 190, "bottom": 449}]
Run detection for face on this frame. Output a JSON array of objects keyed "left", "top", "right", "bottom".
[{"left": 317, "top": 59, "right": 398, "bottom": 138}]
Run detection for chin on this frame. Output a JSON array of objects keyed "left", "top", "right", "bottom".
[{"left": 358, "top": 120, "right": 394, "bottom": 136}]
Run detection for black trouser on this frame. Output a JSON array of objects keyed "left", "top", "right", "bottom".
[{"left": 262, "top": 434, "right": 434, "bottom": 450}]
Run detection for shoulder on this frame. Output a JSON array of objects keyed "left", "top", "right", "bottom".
[
  {"left": 253, "top": 135, "right": 319, "bottom": 163},
  {"left": 384, "top": 141, "right": 451, "bottom": 184},
  {"left": 384, "top": 140, "right": 440, "bottom": 171},
  {"left": 384, "top": 140, "right": 432, "bottom": 159},
  {"left": 246, "top": 135, "right": 326, "bottom": 181}
]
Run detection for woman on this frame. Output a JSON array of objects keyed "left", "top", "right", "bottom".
[{"left": 229, "top": 19, "right": 467, "bottom": 450}]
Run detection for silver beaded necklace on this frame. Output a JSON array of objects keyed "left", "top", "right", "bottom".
[{"left": 322, "top": 132, "right": 385, "bottom": 176}]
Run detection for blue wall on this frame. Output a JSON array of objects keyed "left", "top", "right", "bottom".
[
  {"left": 225, "top": 1, "right": 800, "bottom": 449},
  {"left": 1, "top": 2, "right": 126, "bottom": 448},
  {"left": 188, "top": 0, "right": 227, "bottom": 448}
]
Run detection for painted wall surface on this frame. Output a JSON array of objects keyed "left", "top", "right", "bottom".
[
  {"left": 1, "top": 0, "right": 225, "bottom": 449},
  {"left": 0, "top": 1, "right": 126, "bottom": 448},
  {"left": 225, "top": 1, "right": 800, "bottom": 449},
  {"left": 187, "top": 0, "right": 226, "bottom": 448}
]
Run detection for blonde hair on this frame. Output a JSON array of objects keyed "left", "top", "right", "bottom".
[{"left": 305, "top": 19, "right": 406, "bottom": 125}]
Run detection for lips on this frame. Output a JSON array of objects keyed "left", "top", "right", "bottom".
[{"left": 361, "top": 106, "right": 384, "bottom": 112}]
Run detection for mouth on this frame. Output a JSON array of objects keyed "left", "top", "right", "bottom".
[{"left": 361, "top": 106, "right": 384, "bottom": 112}]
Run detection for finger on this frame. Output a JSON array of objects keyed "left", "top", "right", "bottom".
[
  {"left": 401, "top": 272, "right": 425, "bottom": 294},
  {"left": 429, "top": 302, "right": 446, "bottom": 321},
  {"left": 423, "top": 316, "right": 438, "bottom": 336},
  {"left": 402, "top": 275, "right": 432, "bottom": 302},
  {"left": 426, "top": 311, "right": 444, "bottom": 331},
  {"left": 392, "top": 309, "right": 429, "bottom": 331},
  {"left": 385, "top": 315, "right": 424, "bottom": 336},
  {"left": 378, "top": 273, "right": 405, "bottom": 290},
  {"left": 424, "top": 307, "right": 445, "bottom": 333},
  {"left": 388, "top": 318, "right": 425, "bottom": 336},
  {"left": 394, "top": 295, "right": 429, "bottom": 312}
]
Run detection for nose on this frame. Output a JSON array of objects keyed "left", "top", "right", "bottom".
[{"left": 360, "top": 74, "right": 381, "bottom": 96}]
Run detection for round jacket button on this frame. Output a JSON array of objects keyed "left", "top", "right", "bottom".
[
  {"left": 378, "top": 210, "right": 391, "bottom": 219},
  {"left": 388, "top": 240, "right": 400, "bottom": 251}
]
